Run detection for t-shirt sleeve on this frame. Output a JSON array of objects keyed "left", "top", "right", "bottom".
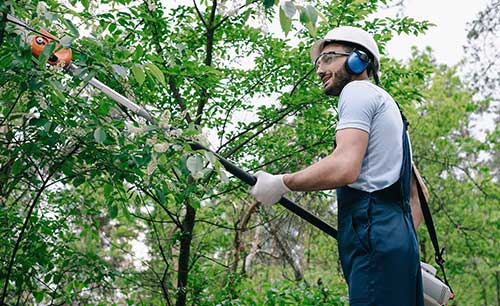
[{"left": 336, "top": 82, "right": 380, "bottom": 133}]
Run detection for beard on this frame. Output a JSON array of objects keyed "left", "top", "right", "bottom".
[{"left": 324, "top": 68, "right": 352, "bottom": 96}]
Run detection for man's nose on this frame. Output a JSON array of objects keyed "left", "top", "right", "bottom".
[{"left": 316, "top": 66, "right": 325, "bottom": 78}]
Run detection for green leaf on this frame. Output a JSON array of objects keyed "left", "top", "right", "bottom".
[
  {"left": 219, "top": 170, "right": 229, "bottom": 184},
  {"left": 190, "top": 198, "right": 200, "bottom": 209},
  {"left": 263, "top": 0, "right": 274, "bottom": 9},
  {"left": 145, "top": 63, "right": 166, "bottom": 87},
  {"left": 81, "top": 0, "right": 90, "bottom": 10},
  {"left": 34, "top": 291, "right": 44, "bottom": 303},
  {"left": 94, "top": 127, "right": 107, "bottom": 143},
  {"left": 304, "top": 21, "right": 317, "bottom": 37},
  {"left": 43, "top": 274, "right": 52, "bottom": 284},
  {"left": 109, "top": 205, "right": 118, "bottom": 219},
  {"left": 279, "top": 7, "right": 292, "bottom": 36},
  {"left": 281, "top": 1, "right": 296, "bottom": 19},
  {"left": 299, "top": 5, "right": 317, "bottom": 25},
  {"left": 112, "top": 64, "right": 128, "bottom": 78},
  {"left": 109, "top": 23, "right": 117, "bottom": 33},
  {"left": 166, "top": 194, "right": 176, "bottom": 205},
  {"left": 131, "top": 65, "right": 145, "bottom": 85},
  {"left": 38, "top": 41, "right": 56, "bottom": 68},
  {"left": 63, "top": 18, "right": 80, "bottom": 37},
  {"left": 96, "top": 102, "right": 111, "bottom": 116},
  {"left": 104, "top": 183, "right": 114, "bottom": 196},
  {"left": 122, "top": 203, "right": 132, "bottom": 222},
  {"left": 73, "top": 176, "right": 85, "bottom": 187},
  {"left": 12, "top": 159, "right": 23, "bottom": 176},
  {"left": 204, "top": 151, "right": 217, "bottom": 166},
  {"left": 59, "top": 35, "right": 74, "bottom": 48},
  {"left": 155, "top": 187, "right": 166, "bottom": 205},
  {"left": 186, "top": 155, "right": 204, "bottom": 177}
]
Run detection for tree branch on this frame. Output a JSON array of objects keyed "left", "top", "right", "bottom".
[
  {"left": 143, "top": 1, "right": 192, "bottom": 125},
  {"left": 222, "top": 103, "right": 309, "bottom": 158},
  {"left": 213, "top": 0, "right": 260, "bottom": 30},
  {"left": 193, "top": 0, "right": 207, "bottom": 28},
  {"left": 144, "top": 204, "right": 173, "bottom": 306},
  {"left": 0, "top": 89, "right": 24, "bottom": 127},
  {"left": 168, "top": 76, "right": 192, "bottom": 123},
  {"left": 217, "top": 68, "right": 315, "bottom": 155},
  {"left": 137, "top": 185, "right": 182, "bottom": 228},
  {"left": 194, "top": 0, "right": 217, "bottom": 126},
  {"left": 0, "top": 143, "right": 80, "bottom": 305}
]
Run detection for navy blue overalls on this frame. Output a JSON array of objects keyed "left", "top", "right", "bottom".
[{"left": 336, "top": 115, "right": 424, "bottom": 306}]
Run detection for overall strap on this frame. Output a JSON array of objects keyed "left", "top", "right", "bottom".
[
  {"left": 396, "top": 100, "right": 454, "bottom": 294},
  {"left": 396, "top": 101, "right": 412, "bottom": 209},
  {"left": 415, "top": 170, "right": 454, "bottom": 294}
]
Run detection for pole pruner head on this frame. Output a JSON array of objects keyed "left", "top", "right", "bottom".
[{"left": 31, "top": 29, "right": 72, "bottom": 67}]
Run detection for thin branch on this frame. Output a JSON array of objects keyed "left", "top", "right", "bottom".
[
  {"left": 129, "top": 211, "right": 175, "bottom": 224},
  {"left": 25, "top": 154, "right": 45, "bottom": 182},
  {"left": 193, "top": 0, "right": 208, "bottom": 28},
  {"left": 168, "top": 76, "right": 192, "bottom": 123},
  {"left": 196, "top": 253, "right": 229, "bottom": 269},
  {"left": 137, "top": 185, "right": 182, "bottom": 228},
  {"left": 217, "top": 68, "right": 315, "bottom": 154},
  {"left": 145, "top": 203, "right": 172, "bottom": 269},
  {"left": 44, "top": 170, "right": 95, "bottom": 188},
  {"left": 213, "top": 0, "right": 260, "bottom": 30},
  {"left": 0, "top": 144, "right": 80, "bottom": 305},
  {"left": 249, "top": 139, "right": 332, "bottom": 171},
  {"left": 218, "top": 65, "right": 285, "bottom": 147},
  {"left": 417, "top": 155, "right": 497, "bottom": 199},
  {"left": 222, "top": 103, "right": 309, "bottom": 159},
  {"left": 143, "top": 1, "right": 192, "bottom": 125},
  {"left": 0, "top": 89, "right": 24, "bottom": 127},
  {"left": 290, "top": 68, "right": 315, "bottom": 96},
  {"left": 194, "top": 0, "right": 217, "bottom": 126}
]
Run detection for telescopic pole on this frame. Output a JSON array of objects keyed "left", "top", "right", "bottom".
[{"left": 5, "top": 13, "right": 338, "bottom": 239}]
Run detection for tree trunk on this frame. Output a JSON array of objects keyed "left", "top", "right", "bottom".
[
  {"left": 175, "top": 200, "right": 196, "bottom": 306},
  {"left": 243, "top": 226, "right": 262, "bottom": 275},
  {"left": 496, "top": 271, "right": 499, "bottom": 306},
  {"left": 267, "top": 219, "right": 304, "bottom": 282},
  {"left": 231, "top": 201, "right": 258, "bottom": 274}
]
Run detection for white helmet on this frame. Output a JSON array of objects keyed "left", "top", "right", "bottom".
[{"left": 310, "top": 26, "right": 380, "bottom": 73}]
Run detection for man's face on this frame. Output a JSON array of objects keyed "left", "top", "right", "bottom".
[{"left": 315, "top": 43, "right": 352, "bottom": 96}]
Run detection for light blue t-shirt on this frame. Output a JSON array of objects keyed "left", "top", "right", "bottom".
[{"left": 337, "top": 80, "right": 408, "bottom": 192}]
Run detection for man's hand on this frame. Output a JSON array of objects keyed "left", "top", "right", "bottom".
[{"left": 249, "top": 171, "right": 291, "bottom": 206}]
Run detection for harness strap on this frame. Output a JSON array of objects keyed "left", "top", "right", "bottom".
[
  {"left": 415, "top": 175, "right": 454, "bottom": 293},
  {"left": 395, "top": 100, "right": 453, "bottom": 293}
]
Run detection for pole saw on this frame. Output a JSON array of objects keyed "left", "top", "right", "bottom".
[
  {"left": 2, "top": 13, "right": 338, "bottom": 239},
  {"left": 2, "top": 12, "right": 455, "bottom": 306}
]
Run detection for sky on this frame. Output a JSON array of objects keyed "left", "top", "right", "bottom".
[
  {"left": 377, "top": 0, "right": 495, "bottom": 144},
  {"left": 165, "top": 0, "right": 490, "bottom": 65},
  {"left": 380, "top": 0, "right": 490, "bottom": 66}
]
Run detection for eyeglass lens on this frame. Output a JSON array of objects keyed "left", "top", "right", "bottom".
[{"left": 315, "top": 52, "right": 348, "bottom": 69}]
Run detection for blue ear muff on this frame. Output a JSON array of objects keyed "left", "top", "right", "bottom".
[{"left": 345, "top": 49, "right": 370, "bottom": 75}]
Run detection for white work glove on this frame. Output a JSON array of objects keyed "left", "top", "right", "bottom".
[{"left": 249, "top": 171, "right": 291, "bottom": 206}]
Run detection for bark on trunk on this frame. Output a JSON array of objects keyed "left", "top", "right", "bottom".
[
  {"left": 267, "top": 222, "right": 304, "bottom": 282},
  {"left": 175, "top": 201, "right": 196, "bottom": 306}
]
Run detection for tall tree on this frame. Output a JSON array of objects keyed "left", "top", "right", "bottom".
[{"left": 2, "top": 0, "right": 497, "bottom": 305}]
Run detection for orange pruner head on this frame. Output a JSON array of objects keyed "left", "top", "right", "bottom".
[{"left": 31, "top": 29, "right": 72, "bottom": 67}]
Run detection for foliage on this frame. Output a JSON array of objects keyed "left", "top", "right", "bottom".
[{"left": 0, "top": 0, "right": 498, "bottom": 305}]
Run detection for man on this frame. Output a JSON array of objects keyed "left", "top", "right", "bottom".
[{"left": 249, "top": 26, "right": 424, "bottom": 306}]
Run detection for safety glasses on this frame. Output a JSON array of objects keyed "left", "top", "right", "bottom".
[{"left": 314, "top": 51, "right": 350, "bottom": 70}]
